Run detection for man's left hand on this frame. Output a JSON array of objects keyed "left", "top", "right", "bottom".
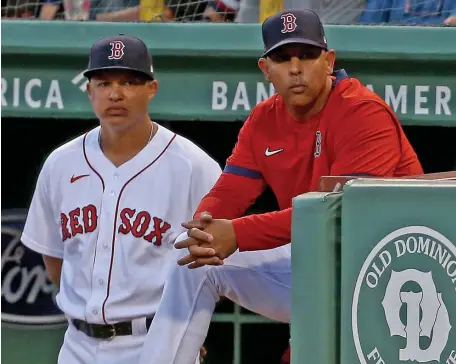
[{"left": 175, "top": 219, "right": 238, "bottom": 269}]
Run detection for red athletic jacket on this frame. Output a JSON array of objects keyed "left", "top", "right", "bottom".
[{"left": 194, "top": 70, "right": 423, "bottom": 251}]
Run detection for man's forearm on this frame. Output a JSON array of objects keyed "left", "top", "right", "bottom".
[
  {"left": 96, "top": 6, "right": 139, "bottom": 21},
  {"left": 42, "top": 255, "right": 63, "bottom": 287},
  {"left": 194, "top": 172, "right": 265, "bottom": 220},
  {"left": 39, "top": 3, "right": 59, "bottom": 19},
  {"left": 232, "top": 208, "right": 292, "bottom": 251}
]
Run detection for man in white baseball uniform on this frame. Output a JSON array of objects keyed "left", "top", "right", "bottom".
[{"left": 20, "top": 35, "right": 221, "bottom": 364}]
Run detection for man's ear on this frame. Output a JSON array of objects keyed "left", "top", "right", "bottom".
[
  {"left": 86, "top": 80, "right": 92, "bottom": 100},
  {"left": 258, "top": 58, "right": 271, "bottom": 82},
  {"left": 325, "top": 50, "right": 336, "bottom": 75},
  {"left": 147, "top": 80, "right": 159, "bottom": 101}
]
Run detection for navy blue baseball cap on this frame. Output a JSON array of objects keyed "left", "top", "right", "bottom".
[
  {"left": 262, "top": 9, "right": 328, "bottom": 57},
  {"left": 83, "top": 35, "right": 154, "bottom": 80}
]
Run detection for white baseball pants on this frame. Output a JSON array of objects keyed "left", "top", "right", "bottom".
[{"left": 138, "top": 243, "right": 291, "bottom": 364}]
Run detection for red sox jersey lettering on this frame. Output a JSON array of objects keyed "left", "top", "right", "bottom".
[
  {"left": 118, "top": 208, "right": 171, "bottom": 246},
  {"left": 61, "top": 204, "right": 98, "bottom": 241},
  {"left": 60, "top": 205, "right": 171, "bottom": 246}
]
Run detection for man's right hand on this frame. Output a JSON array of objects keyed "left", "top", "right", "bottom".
[{"left": 178, "top": 212, "right": 224, "bottom": 268}]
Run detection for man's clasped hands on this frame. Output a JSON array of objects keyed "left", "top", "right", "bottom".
[{"left": 174, "top": 213, "right": 238, "bottom": 269}]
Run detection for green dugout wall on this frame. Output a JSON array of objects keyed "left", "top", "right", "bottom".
[{"left": 291, "top": 179, "right": 456, "bottom": 364}]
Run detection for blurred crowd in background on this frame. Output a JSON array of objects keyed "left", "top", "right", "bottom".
[{"left": 1, "top": 0, "right": 455, "bottom": 25}]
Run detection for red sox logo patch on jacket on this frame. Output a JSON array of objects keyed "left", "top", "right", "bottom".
[{"left": 314, "top": 131, "right": 322, "bottom": 157}]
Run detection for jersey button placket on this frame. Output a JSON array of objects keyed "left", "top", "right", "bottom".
[
  {"left": 100, "top": 174, "right": 122, "bottom": 319},
  {"left": 109, "top": 174, "right": 118, "bottom": 196},
  {"left": 86, "top": 174, "right": 121, "bottom": 322}
]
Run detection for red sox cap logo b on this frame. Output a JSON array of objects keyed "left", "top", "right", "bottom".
[
  {"left": 281, "top": 13, "right": 297, "bottom": 33},
  {"left": 108, "top": 40, "right": 125, "bottom": 60}
]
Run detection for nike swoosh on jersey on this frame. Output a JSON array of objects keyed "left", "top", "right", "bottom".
[
  {"left": 265, "top": 148, "right": 284, "bottom": 157},
  {"left": 70, "top": 174, "right": 90, "bottom": 183}
]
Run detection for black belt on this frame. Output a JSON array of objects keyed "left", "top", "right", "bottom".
[{"left": 71, "top": 316, "right": 154, "bottom": 340}]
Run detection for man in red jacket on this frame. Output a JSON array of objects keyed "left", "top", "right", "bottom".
[{"left": 139, "top": 9, "right": 423, "bottom": 364}]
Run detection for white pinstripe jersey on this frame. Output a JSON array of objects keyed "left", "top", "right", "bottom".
[{"left": 21, "top": 124, "right": 221, "bottom": 324}]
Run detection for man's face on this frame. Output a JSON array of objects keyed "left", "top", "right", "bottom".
[
  {"left": 87, "top": 70, "right": 157, "bottom": 129},
  {"left": 259, "top": 44, "right": 335, "bottom": 109}
]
